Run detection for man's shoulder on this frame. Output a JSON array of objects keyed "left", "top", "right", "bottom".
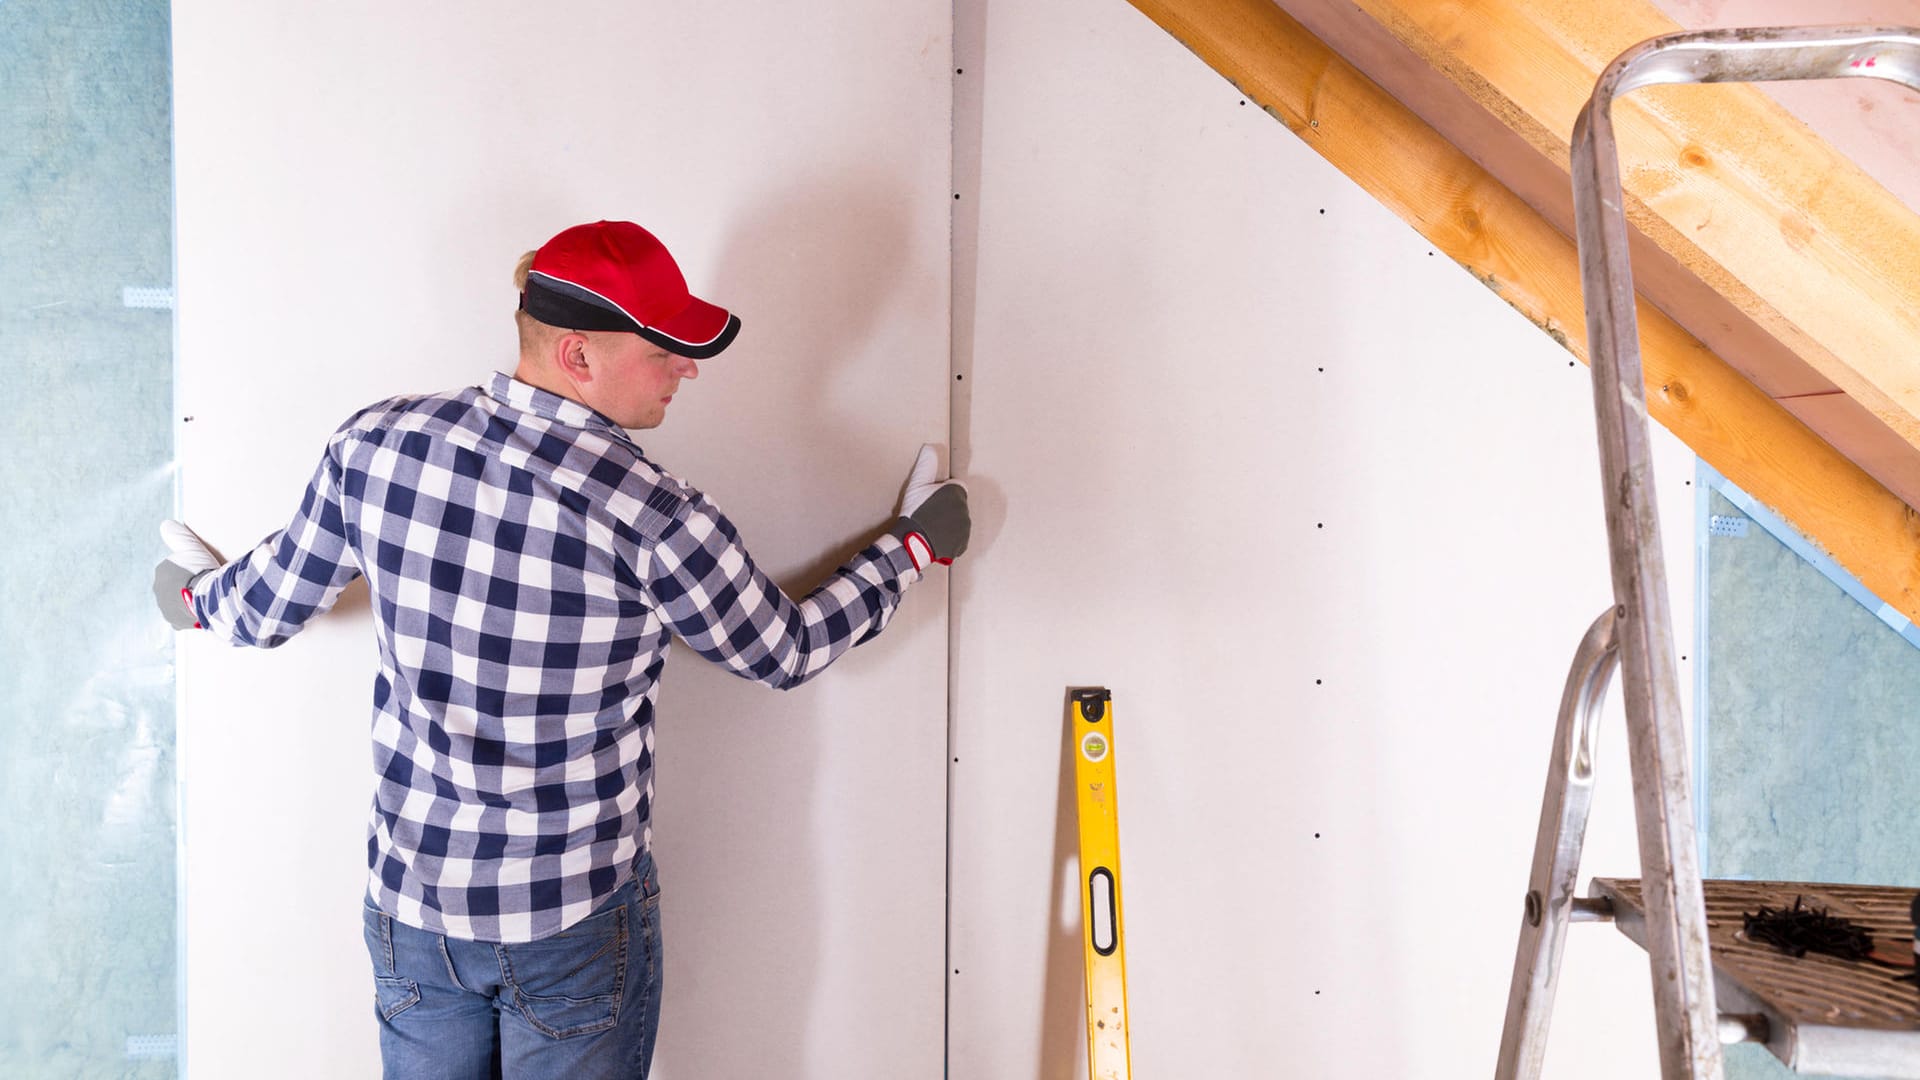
[
  {"left": 620, "top": 449, "right": 695, "bottom": 496},
  {"left": 608, "top": 448, "right": 698, "bottom": 506},
  {"left": 323, "top": 388, "right": 493, "bottom": 465},
  {"left": 335, "top": 385, "right": 482, "bottom": 436},
  {"left": 586, "top": 447, "right": 715, "bottom": 544}
]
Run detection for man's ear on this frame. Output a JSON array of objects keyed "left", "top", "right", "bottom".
[{"left": 551, "top": 331, "right": 592, "bottom": 389}]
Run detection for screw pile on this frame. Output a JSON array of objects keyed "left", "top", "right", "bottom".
[{"left": 1742, "top": 896, "right": 1873, "bottom": 962}]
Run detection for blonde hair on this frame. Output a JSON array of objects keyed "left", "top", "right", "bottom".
[
  {"left": 512, "top": 247, "right": 652, "bottom": 361},
  {"left": 513, "top": 249, "right": 564, "bottom": 356}
]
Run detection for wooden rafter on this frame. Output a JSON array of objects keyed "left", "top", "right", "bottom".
[
  {"left": 1277, "top": 0, "right": 1920, "bottom": 506},
  {"left": 1121, "top": 0, "right": 1920, "bottom": 624}
]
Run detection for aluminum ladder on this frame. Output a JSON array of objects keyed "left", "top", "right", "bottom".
[{"left": 1495, "top": 25, "right": 1920, "bottom": 1080}]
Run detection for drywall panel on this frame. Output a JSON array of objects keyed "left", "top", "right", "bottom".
[
  {"left": 948, "top": 0, "right": 1698, "bottom": 1076},
  {"left": 1, "top": 2, "right": 178, "bottom": 1075},
  {"left": 171, "top": 3, "right": 951, "bottom": 1076}
]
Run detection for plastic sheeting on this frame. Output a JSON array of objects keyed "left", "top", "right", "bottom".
[{"left": 0, "top": 1, "right": 179, "bottom": 1075}]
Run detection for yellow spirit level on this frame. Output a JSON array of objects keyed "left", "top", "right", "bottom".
[{"left": 1071, "top": 687, "right": 1132, "bottom": 1080}]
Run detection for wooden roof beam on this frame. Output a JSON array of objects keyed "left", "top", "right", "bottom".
[
  {"left": 1122, "top": 0, "right": 1920, "bottom": 624},
  {"left": 1274, "top": 0, "right": 1920, "bottom": 508}
]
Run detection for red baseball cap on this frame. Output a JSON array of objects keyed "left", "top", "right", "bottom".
[{"left": 519, "top": 220, "right": 741, "bottom": 359}]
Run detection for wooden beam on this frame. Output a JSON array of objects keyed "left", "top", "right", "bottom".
[
  {"left": 1276, "top": 0, "right": 1920, "bottom": 511},
  {"left": 1121, "top": 0, "right": 1920, "bottom": 624}
]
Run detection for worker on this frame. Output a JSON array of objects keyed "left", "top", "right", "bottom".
[{"left": 151, "top": 219, "right": 969, "bottom": 1079}]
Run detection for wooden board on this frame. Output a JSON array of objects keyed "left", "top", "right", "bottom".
[{"left": 1123, "top": 0, "right": 1920, "bottom": 625}]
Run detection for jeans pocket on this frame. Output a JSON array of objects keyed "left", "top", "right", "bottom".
[
  {"left": 363, "top": 907, "right": 421, "bottom": 1021},
  {"left": 372, "top": 974, "right": 421, "bottom": 1022},
  {"left": 500, "top": 902, "right": 629, "bottom": 1039}
]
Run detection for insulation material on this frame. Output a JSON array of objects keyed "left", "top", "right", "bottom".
[
  {"left": 0, "top": 1, "right": 179, "bottom": 1075},
  {"left": 1702, "top": 484, "right": 1920, "bottom": 1080}
]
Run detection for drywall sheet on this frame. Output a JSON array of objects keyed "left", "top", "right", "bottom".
[
  {"left": 947, "top": 0, "right": 1700, "bottom": 1076},
  {"left": 0, "top": 1, "right": 178, "bottom": 1075},
  {"left": 171, "top": 3, "right": 951, "bottom": 1076},
  {"left": 1701, "top": 485, "right": 1920, "bottom": 1080}
]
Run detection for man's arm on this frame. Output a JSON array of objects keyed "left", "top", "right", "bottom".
[
  {"left": 162, "top": 451, "right": 364, "bottom": 647},
  {"left": 644, "top": 447, "right": 969, "bottom": 691}
]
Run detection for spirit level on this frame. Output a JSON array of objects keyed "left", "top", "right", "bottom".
[{"left": 1071, "top": 687, "right": 1131, "bottom": 1080}]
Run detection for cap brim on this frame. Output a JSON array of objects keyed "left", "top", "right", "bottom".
[{"left": 639, "top": 295, "right": 740, "bottom": 360}]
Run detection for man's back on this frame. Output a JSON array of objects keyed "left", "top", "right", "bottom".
[
  {"left": 204, "top": 373, "right": 688, "bottom": 941},
  {"left": 189, "top": 371, "right": 925, "bottom": 942}
]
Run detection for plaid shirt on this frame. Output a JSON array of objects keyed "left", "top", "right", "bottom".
[{"left": 190, "top": 372, "right": 921, "bottom": 942}]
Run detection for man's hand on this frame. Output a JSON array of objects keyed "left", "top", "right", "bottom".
[
  {"left": 893, "top": 444, "right": 970, "bottom": 570},
  {"left": 153, "top": 520, "right": 222, "bottom": 631}
]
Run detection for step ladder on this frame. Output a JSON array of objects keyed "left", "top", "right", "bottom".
[{"left": 1494, "top": 25, "right": 1920, "bottom": 1080}]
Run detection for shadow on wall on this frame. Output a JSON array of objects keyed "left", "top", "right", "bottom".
[
  {"left": 648, "top": 172, "right": 944, "bottom": 1077},
  {"left": 1039, "top": 692, "right": 1091, "bottom": 1077},
  {"left": 704, "top": 166, "right": 1008, "bottom": 585},
  {"left": 681, "top": 171, "right": 924, "bottom": 555}
]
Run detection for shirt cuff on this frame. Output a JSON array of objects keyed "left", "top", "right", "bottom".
[
  {"left": 875, "top": 526, "right": 925, "bottom": 584},
  {"left": 185, "top": 569, "right": 215, "bottom": 631}
]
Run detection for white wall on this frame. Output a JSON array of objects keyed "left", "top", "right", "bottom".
[
  {"left": 945, "top": 0, "right": 1697, "bottom": 1076},
  {"left": 171, "top": 2, "right": 1709, "bottom": 1076},
  {"left": 171, "top": 3, "right": 951, "bottom": 1076}
]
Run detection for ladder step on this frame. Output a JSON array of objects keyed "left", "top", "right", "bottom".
[{"left": 1593, "top": 878, "right": 1920, "bottom": 1077}]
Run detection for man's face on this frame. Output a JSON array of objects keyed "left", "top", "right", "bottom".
[{"left": 583, "top": 334, "right": 698, "bottom": 430}]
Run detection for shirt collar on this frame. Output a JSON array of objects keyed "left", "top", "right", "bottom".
[{"left": 487, "top": 371, "right": 624, "bottom": 434}]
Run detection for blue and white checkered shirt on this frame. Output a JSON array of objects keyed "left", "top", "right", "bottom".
[{"left": 189, "top": 372, "right": 921, "bottom": 942}]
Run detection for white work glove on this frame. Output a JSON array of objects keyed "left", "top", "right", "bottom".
[
  {"left": 152, "top": 520, "right": 222, "bottom": 631},
  {"left": 891, "top": 444, "right": 970, "bottom": 570}
]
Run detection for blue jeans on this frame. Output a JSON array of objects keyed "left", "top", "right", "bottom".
[{"left": 362, "top": 859, "right": 663, "bottom": 1080}]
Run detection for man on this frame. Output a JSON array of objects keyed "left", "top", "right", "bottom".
[{"left": 153, "top": 219, "right": 969, "bottom": 1079}]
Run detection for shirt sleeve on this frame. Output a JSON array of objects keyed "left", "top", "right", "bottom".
[
  {"left": 642, "top": 491, "right": 923, "bottom": 691},
  {"left": 189, "top": 446, "right": 364, "bottom": 649}
]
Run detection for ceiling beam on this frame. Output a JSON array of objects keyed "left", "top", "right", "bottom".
[
  {"left": 1121, "top": 0, "right": 1920, "bottom": 624},
  {"left": 1278, "top": 0, "right": 1920, "bottom": 508}
]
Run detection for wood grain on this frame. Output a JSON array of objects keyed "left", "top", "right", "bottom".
[{"left": 1123, "top": 0, "right": 1920, "bottom": 622}]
